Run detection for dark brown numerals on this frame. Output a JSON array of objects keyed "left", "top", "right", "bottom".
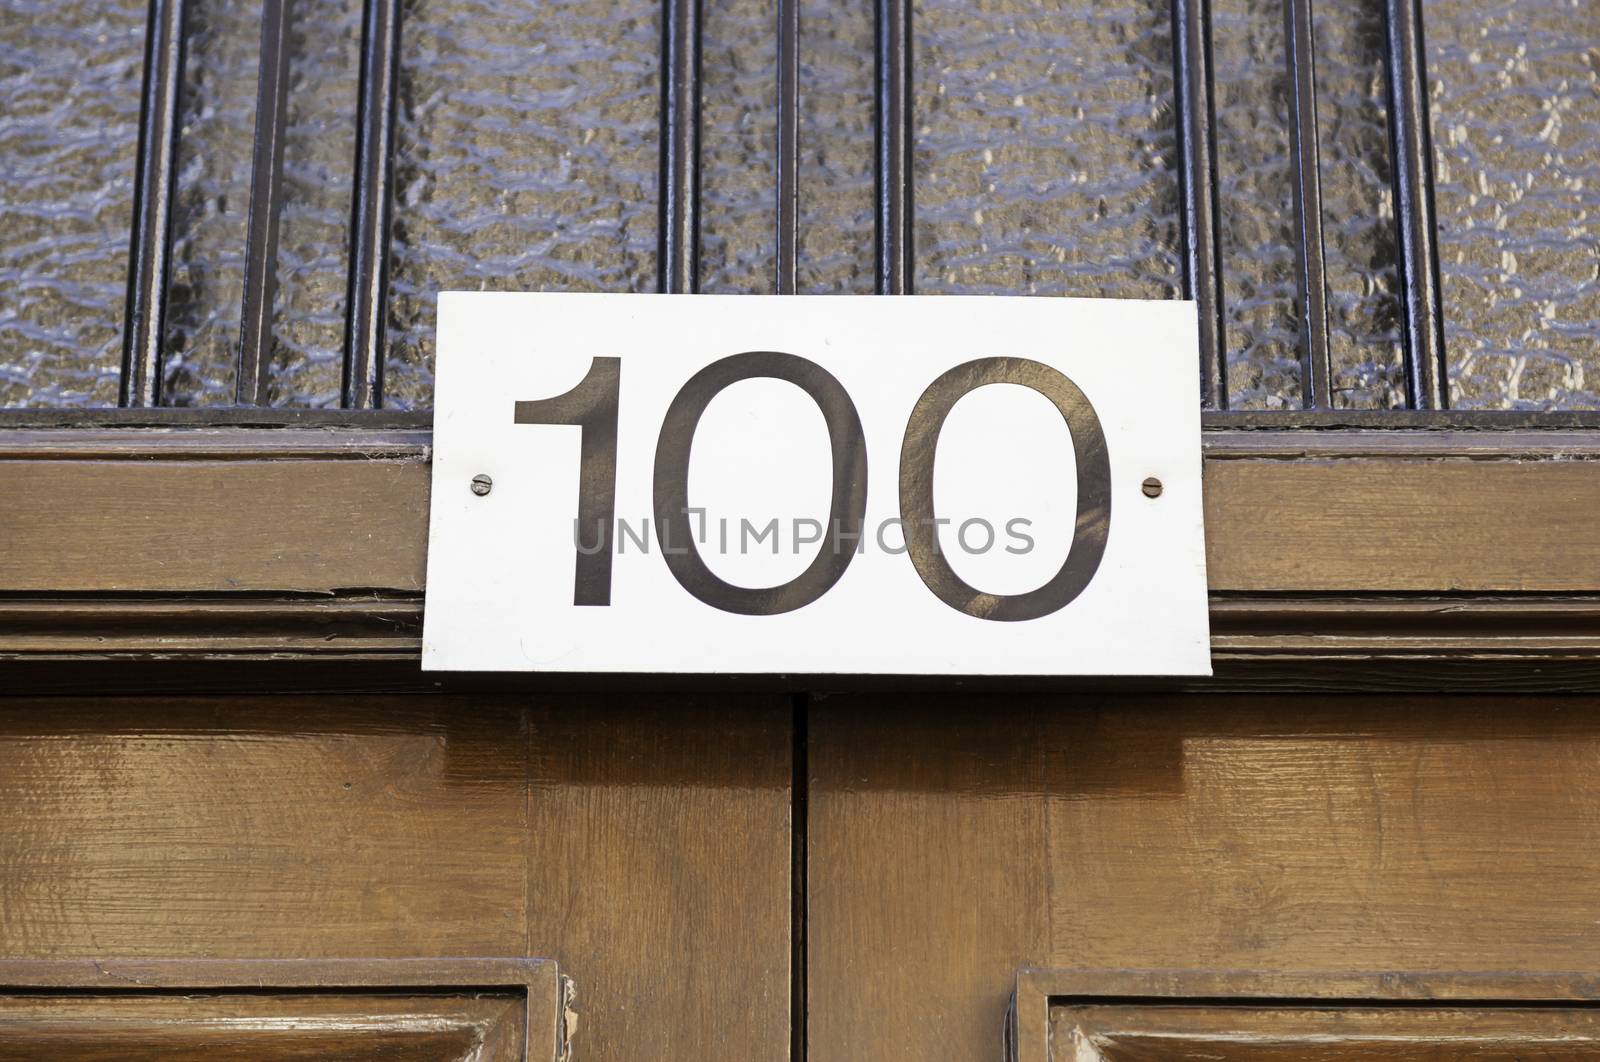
[
  {"left": 514, "top": 357, "right": 621, "bottom": 606},
  {"left": 517, "top": 353, "right": 1106, "bottom": 620},
  {"left": 653, "top": 351, "right": 868, "bottom": 615},
  {"left": 899, "top": 357, "right": 1111, "bottom": 621}
]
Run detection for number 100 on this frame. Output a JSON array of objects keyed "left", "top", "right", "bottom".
[{"left": 514, "top": 352, "right": 1110, "bottom": 621}]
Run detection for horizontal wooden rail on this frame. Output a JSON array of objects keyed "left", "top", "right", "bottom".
[{"left": 2, "top": 426, "right": 1599, "bottom": 685}]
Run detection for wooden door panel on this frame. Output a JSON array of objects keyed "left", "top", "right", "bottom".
[
  {"left": 0, "top": 958, "right": 566, "bottom": 1061},
  {"left": 807, "top": 696, "right": 1600, "bottom": 1062},
  {"left": 1045, "top": 1011, "right": 1600, "bottom": 1062},
  {"left": 1009, "top": 972, "right": 1600, "bottom": 1062},
  {"left": 0, "top": 696, "right": 792, "bottom": 1062}
]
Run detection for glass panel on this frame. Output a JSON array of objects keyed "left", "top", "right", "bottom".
[
  {"left": 911, "top": 0, "right": 1183, "bottom": 300},
  {"left": 1213, "top": 0, "right": 1300, "bottom": 409},
  {"left": 385, "top": 0, "right": 660, "bottom": 409},
  {"left": 797, "top": 0, "right": 875, "bottom": 293},
  {"left": 164, "top": 0, "right": 361, "bottom": 407},
  {"left": 701, "top": 0, "right": 777, "bottom": 293},
  {"left": 162, "top": 0, "right": 262, "bottom": 405},
  {"left": 265, "top": 0, "right": 362, "bottom": 407},
  {"left": 1427, "top": 0, "right": 1600, "bottom": 409},
  {"left": 1314, "top": 0, "right": 1405, "bottom": 408},
  {"left": 0, "top": 0, "right": 144, "bottom": 407}
]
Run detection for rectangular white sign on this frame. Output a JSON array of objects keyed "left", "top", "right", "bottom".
[{"left": 423, "top": 293, "right": 1210, "bottom": 675}]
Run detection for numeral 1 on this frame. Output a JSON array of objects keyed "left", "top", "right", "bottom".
[{"left": 514, "top": 357, "right": 621, "bottom": 606}]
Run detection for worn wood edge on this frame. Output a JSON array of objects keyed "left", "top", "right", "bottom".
[
  {"left": 6, "top": 425, "right": 1600, "bottom": 676},
  {"left": 5, "top": 408, "right": 1600, "bottom": 431},
  {"left": 1010, "top": 968, "right": 1600, "bottom": 1062},
  {"left": 0, "top": 957, "right": 556, "bottom": 991},
  {"left": 0, "top": 426, "right": 431, "bottom": 460},
  {"left": 6, "top": 424, "right": 1600, "bottom": 459},
  {"left": 0, "top": 958, "right": 569, "bottom": 1062},
  {"left": 0, "top": 410, "right": 435, "bottom": 430},
  {"left": 4, "top": 593, "right": 1600, "bottom": 662},
  {"left": 0, "top": 596, "right": 422, "bottom": 657},
  {"left": 1013, "top": 966, "right": 1600, "bottom": 1003}
]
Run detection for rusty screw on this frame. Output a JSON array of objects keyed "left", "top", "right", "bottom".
[
  {"left": 470, "top": 474, "right": 494, "bottom": 497},
  {"left": 1141, "top": 476, "right": 1163, "bottom": 499}
]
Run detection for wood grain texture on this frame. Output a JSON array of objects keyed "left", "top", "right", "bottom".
[
  {"left": 807, "top": 695, "right": 1600, "bottom": 1062},
  {"left": 0, "top": 957, "right": 566, "bottom": 1061},
  {"left": 0, "top": 696, "right": 791, "bottom": 1062},
  {"left": 0, "top": 459, "right": 429, "bottom": 593},
  {"left": 1202, "top": 458, "right": 1600, "bottom": 591},
  {"left": 1046, "top": 1004, "right": 1600, "bottom": 1062},
  {"left": 0, "top": 994, "right": 526, "bottom": 1061},
  {"left": 6, "top": 426, "right": 1600, "bottom": 682},
  {"left": 0, "top": 697, "right": 529, "bottom": 956},
  {"left": 525, "top": 699, "right": 792, "bottom": 1062},
  {"left": 1010, "top": 971, "right": 1600, "bottom": 1062},
  {"left": 3, "top": 427, "right": 1599, "bottom": 595}
]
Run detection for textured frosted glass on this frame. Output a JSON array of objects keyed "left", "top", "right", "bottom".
[
  {"left": 912, "top": 0, "right": 1183, "bottom": 300},
  {"left": 1213, "top": 0, "right": 1300, "bottom": 409},
  {"left": 796, "top": 0, "right": 875, "bottom": 293},
  {"left": 265, "top": 0, "right": 362, "bottom": 407},
  {"left": 0, "top": 0, "right": 144, "bottom": 407},
  {"left": 385, "top": 0, "right": 660, "bottom": 409},
  {"left": 1314, "top": 0, "right": 1405, "bottom": 408},
  {"left": 162, "top": 0, "right": 261, "bottom": 405},
  {"left": 164, "top": 0, "right": 361, "bottom": 407},
  {"left": 1427, "top": 0, "right": 1600, "bottom": 409},
  {"left": 702, "top": 0, "right": 777, "bottom": 293}
]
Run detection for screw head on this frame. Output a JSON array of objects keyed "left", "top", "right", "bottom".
[
  {"left": 470, "top": 473, "right": 494, "bottom": 497},
  {"left": 1141, "top": 476, "right": 1163, "bottom": 498}
]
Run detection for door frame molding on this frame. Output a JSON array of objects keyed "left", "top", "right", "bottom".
[{"left": 4, "top": 422, "right": 1599, "bottom": 688}]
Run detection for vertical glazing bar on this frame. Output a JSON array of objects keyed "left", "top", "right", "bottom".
[
  {"left": 121, "top": 0, "right": 187, "bottom": 407},
  {"left": 661, "top": 0, "right": 702, "bottom": 293},
  {"left": 237, "top": 0, "right": 294, "bottom": 406},
  {"left": 875, "top": 0, "right": 911, "bottom": 295},
  {"left": 1383, "top": 0, "right": 1447, "bottom": 408},
  {"left": 1283, "top": 0, "right": 1332, "bottom": 408},
  {"left": 776, "top": 0, "right": 799, "bottom": 294},
  {"left": 343, "top": 0, "right": 401, "bottom": 409},
  {"left": 1173, "top": 0, "right": 1226, "bottom": 408}
]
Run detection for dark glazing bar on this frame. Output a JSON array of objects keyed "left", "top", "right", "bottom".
[
  {"left": 236, "top": 0, "right": 294, "bottom": 406},
  {"left": 1173, "top": 0, "right": 1227, "bottom": 408},
  {"left": 1382, "top": 0, "right": 1447, "bottom": 408},
  {"left": 1283, "top": 0, "right": 1332, "bottom": 408},
  {"left": 343, "top": 0, "right": 401, "bottom": 409},
  {"left": 776, "top": 0, "right": 799, "bottom": 294},
  {"left": 121, "top": 0, "right": 188, "bottom": 407},
  {"left": 661, "top": 0, "right": 701, "bottom": 293},
  {"left": 874, "top": 0, "right": 911, "bottom": 295}
]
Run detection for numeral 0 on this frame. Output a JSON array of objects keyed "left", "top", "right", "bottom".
[{"left": 515, "top": 353, "right": 1110, "bottom": 620}]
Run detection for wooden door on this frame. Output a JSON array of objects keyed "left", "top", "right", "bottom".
[
  {"left": 0, "top": 695, "right": 795, "bottom": 1061},
  {"left": 806, "top": 696, "right": 1600, "bottom": 1060},
  {"left": 7, "top": 0, "right": 1600, "bottom": 1055}
]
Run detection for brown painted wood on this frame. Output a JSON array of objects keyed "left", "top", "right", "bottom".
[
  {"left": 0, "top": 697, "right": 530, "bottom": 956},
  {"left": 806, "top": 695, "right": 1600, "bottom": 1062},
  {"left": 0, "top": 958, "right": 564, "bottom": 1061},
  {"left": 1044, "top": 1004, "right": 1600, "bottom": 1062},
  {"left": 4, "top": 427, "right": 1600, "bottom": 681},
  {"left": 523, "top": 699, "right": 793, "bottom": 1062},
  {"left": 1202, "top": 459, "right": 1600, "bottom": 592},
  {"left": 12, "top": 595, "right": 1600, "bottom": 693},
  {"left": 0, "top": 997, "right": 516, "bottom": 1061},
  {"left": 0, "top": 959, "right": 563, "bottom": 1055},
  {"left": 1010, "top": 971, "right": 1600, "bottom": 1062},
  {"left": 0, "top": 458, "right": 429, "bottom": 593},
  {"left": 0, "top": 696, "right": 791, "bottom": 1062},
  {"left": 3, "top": 427, "right": 1598, "bottom": 595}
]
